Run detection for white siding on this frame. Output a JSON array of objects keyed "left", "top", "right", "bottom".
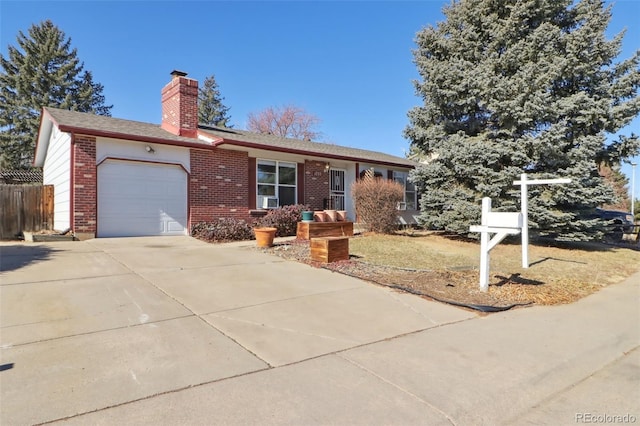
[
  {"left": 344, "top": 163, "right": 357, "bottom": 220},
  {"left": 43, "top": 127, "right": 71, "bottom": 231},
  {"left": 96, "top": 138, "right": 190, "bottom": 172}
]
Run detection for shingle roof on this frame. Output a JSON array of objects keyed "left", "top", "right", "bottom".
[
  {"left": 44, "top": 107, "right": 210, "bottom": 147},
  {"left": 43, "top": 107, "right": 416, "bottom": 168},
  {"left": 199, "top": 126, "right": 417, "bottom": 167}
]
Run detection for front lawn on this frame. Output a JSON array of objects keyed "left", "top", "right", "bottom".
[{"left": 260, "top": 231, "right": 640, "bottom": 311}]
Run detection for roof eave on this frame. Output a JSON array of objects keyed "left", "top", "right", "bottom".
[
  {"left": 33, "top": 108, "right": 54, "bottom": 167},
  {"left": 55, "top": 125, "right": 215, "bottom": 150},
  {"left": 212, "top": 138, "right": 416, "bottom": 169}
]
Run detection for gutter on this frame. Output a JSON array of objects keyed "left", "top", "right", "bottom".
[
  {"left": 54, "top": 125, "right": 217, "bottom": 151},
  {"left": 211, "top": 138, "right": 417, "bottom": 169}
]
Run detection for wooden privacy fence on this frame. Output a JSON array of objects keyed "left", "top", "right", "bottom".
[{"left": 0, "top": 185, "right": 54, "bottom": 239}]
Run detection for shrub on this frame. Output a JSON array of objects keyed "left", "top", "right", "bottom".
[
  {"left": 352, "top": 170, "right": 404, "bottom": 234},
  {"left": 255, "top": 204, "right": 310, "bottom": 237},
  {"left": 191, "top": 217, "right": 253, "bottom": 242}
]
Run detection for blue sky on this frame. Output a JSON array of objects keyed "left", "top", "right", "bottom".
[{"left": 1, "top": 0, "right": 639, "bottom": 200}]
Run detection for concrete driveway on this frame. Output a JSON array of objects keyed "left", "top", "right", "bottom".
[{"left": 1, "top": 236, "right": 638, "bottom": 425}]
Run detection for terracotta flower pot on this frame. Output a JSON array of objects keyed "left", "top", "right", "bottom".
[
  {"left": 336, "top": 210, "right": 347, "bottom": 221},
  {"left": 324, "top": 209, "right": 337, "bottom": 222},
  {"left": 314, "top": 211, "right": 327, "bottom": 222},
  {"left": 254, "top": 227, "right": 277, "bottom": 247}
]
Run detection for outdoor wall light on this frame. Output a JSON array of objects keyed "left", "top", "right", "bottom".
[
  {"left": 324, "top": 162, "right": 331, "bottom": 172},
  {"left": 145, "top": 145, "right": 155, "bottom": 153}
]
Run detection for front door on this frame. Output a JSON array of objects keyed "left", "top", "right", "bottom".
[{"left": 329, "top": 169, "right": 345, "bottom": 210}]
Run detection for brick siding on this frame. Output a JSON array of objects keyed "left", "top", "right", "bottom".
[
  {"left": 73, "top": 135, "right": 97, "bottom": 236},
  {"left": 303, "top": 160, "right": 330, "bottom": 211},
  {"left": 189, "top": 148, "right": 251, "bottom": 225}
]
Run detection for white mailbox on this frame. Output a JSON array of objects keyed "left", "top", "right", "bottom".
[{"left": 485, "top": 212, "right": 523, "bottom": 229}]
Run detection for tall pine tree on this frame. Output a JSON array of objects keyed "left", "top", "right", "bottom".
[
  {"left": 405, "top": 0, "right": 640, "bottom": 241},
  {"left": 198, "top": 74, "right": 232, "bottom": 127},
  {"left": 0, "top": 20, "right": 111, "bottom": 169},
  {"left": 598, "top": 162, "right": 630, "bottom": 211}
]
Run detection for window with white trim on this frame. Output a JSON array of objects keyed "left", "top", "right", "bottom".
[
  {"left": 393, "top": 171, "right": 417, "bottom": 210},
  {"left": 257, "top": 160, "right": 297, "bottom": 207}
]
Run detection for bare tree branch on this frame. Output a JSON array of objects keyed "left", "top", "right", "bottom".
[{"left": 247, "top": 104, "right": 322, "bottom": 140}]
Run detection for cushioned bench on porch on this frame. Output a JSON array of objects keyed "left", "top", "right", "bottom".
[{"left": 296, "top": 221, "right": 354, "bottom": 240}]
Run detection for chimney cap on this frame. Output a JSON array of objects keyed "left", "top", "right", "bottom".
[{"left": 170, "top": 70, "right": 188, "bottom": 78}]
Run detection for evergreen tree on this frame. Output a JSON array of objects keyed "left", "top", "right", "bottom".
[
  {"left": 0, "top": 20, "right": 111, "bottom": 169},
  {"left": 405, "top": 0, "right": 640, "bottom": 241},
  {"left": 598, "top": 162, "right": 629, "bottom": 211},
  {"left": 198, "top": 74, "right": 231, "bottom": 127}
]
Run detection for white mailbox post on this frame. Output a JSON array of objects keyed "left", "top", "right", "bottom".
[
  {"left": 513, "top": 174, "right": 571, "bottom": 268},
  {"left": 470, "top": 173, "right": 571, "bottom": 291},
  {"left": 469, "top": 198, "right": 522, "bottom": 292}
]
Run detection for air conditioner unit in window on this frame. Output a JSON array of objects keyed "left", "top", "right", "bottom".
[
  {"left": 396, "top": 202, "right": 407, "bottom": 211},
  {"left": 262, "top": 197, "right": 279, "bottom": 209}
]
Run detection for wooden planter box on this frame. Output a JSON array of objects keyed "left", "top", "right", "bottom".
[
  {"left": 297, "top": 221, "right": 354, "bottom": 240},
  {"left": 310, "top": 237, "right": 349, "bottom": 263}
]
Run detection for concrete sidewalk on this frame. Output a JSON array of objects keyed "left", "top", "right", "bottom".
[{"left": 1, "top": 236, "right": 638, "bottom": 425}]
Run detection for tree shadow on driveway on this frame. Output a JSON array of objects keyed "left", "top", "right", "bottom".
[{"left": 0, "top": 244, "right": 57, "bottom": 274}]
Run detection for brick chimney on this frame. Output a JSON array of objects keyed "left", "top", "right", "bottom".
[{"left": 161, "top": 70, "right": 198, "bottom": 138}]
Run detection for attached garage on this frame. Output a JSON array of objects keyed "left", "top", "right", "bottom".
[{"left": 97, "top": 160, "right": 188, "bottom": 237}]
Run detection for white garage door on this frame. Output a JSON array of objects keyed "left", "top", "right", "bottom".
[{"left": 98, "top": 160, "right": 188, "bottom": 237}]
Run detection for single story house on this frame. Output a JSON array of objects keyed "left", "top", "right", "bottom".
[{"left": 34, "top": 70, "right": 418, "bottom": 239}]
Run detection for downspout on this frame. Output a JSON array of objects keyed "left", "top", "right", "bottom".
[
  {"left": 93, "top": 142, "right": 98, "bottom": 238},
  {"left": 354, "top": 163, "right": 359, "bottom": 222},
  {"left": 69, "top": 133, "right": 75, "bottom": 235},
  {"left": 297, "top": 162, "right": 305, "bottom": 206},
  {"left": 186, "top": 166, "right": 191, "bottom": 236}
]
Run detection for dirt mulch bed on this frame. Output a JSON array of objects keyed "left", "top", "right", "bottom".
[{"left": 252, "top": 238, "right": 604, "bottom": 312}]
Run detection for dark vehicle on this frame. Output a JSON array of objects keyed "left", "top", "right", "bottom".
[{"left": 595, "top": 208, "right": 635, "bottom": 241}]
